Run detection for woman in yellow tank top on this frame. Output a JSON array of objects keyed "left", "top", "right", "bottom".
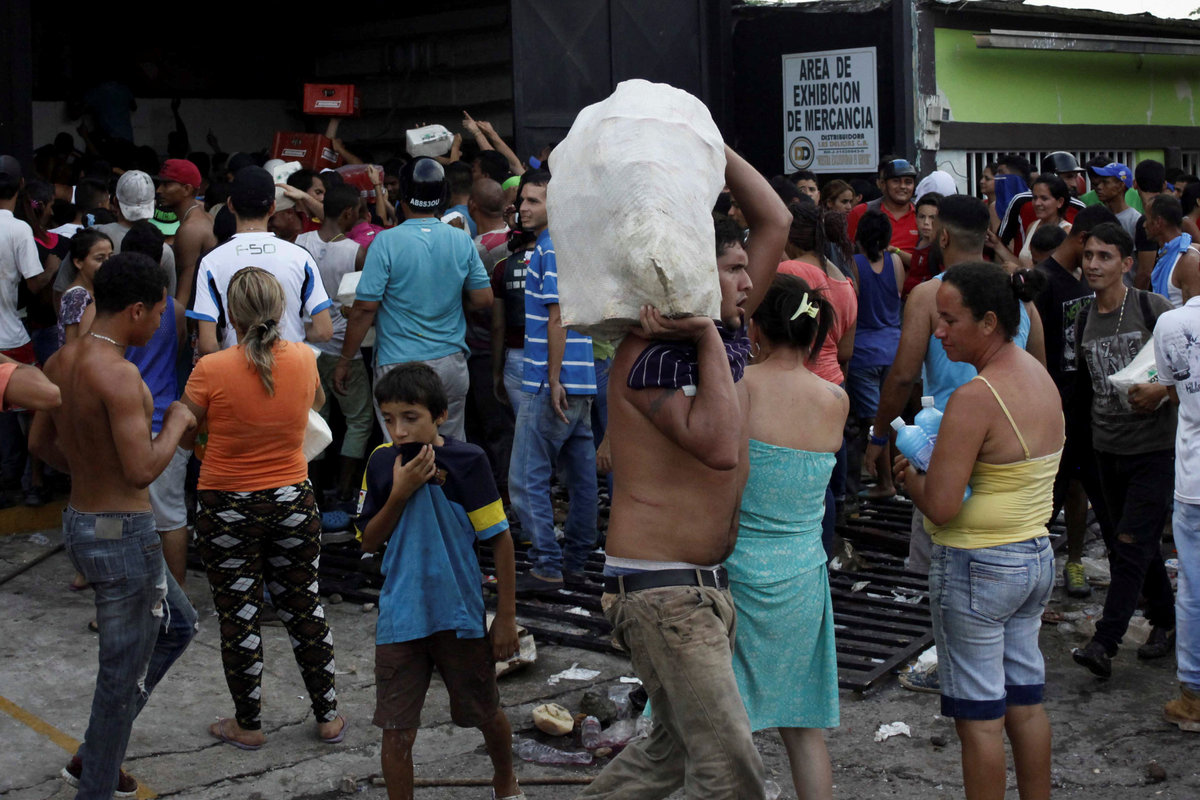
[{"left": 895, "top": 262, "right": 1063, "bottom": 800}]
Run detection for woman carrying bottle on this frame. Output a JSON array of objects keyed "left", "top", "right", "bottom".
[{"left": 894, "top": 262, "right": 1062, "bottom": 800}]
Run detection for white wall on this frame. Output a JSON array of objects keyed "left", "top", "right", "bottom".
[{"left": 33, "top": 98, "right": 299, "bottom": 157}]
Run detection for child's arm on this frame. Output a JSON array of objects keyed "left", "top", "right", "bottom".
[
  {"left": 361, "top": 446, "right": 437, "bottom": 553},
  {"left": 489, "top": 529, "right": 520, "bottom": 661}
]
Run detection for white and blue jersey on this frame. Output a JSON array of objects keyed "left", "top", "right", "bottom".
[{"left": 188, "top": 232, "right": 331, "bottom": 350}]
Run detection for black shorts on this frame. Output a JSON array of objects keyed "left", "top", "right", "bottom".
[{"left": 373, "top": 630, "right": 498, "bottom": 730}]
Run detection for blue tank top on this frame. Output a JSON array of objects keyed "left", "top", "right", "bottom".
[
  {"left": 923, "top": 275, "right": 1031, "bottom": 411},
  {"left": 125, "top": 297, "right": 179, "bottom": 434},
  {"left": 850, "top": 253, "right": 902, "bottom": 368}
]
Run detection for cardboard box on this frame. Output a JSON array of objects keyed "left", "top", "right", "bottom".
[
  {"left": 303, "top": 84, "right": 361, "bottom": 117},
  {"left": 271, "top": 132, "right": 342, "bottom": 171}
]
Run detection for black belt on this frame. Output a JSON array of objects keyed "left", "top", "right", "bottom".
[{"left": 603, "top": 566, "right": 728, "bottom": 594}]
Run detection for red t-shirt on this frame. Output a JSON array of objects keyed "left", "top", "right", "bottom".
[
  {"left": 902, "top": 244, "right": 932, "bottom": 299},
  {"left": 846, "top": 201, "right": 919, "bottom": 255}
]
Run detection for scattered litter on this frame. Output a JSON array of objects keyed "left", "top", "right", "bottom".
[
  {"left": 565, "top": 606, "right": 591, "bottom": 616},
  {"left": 909, "top": 647, "right": 938, "bottom": 672},
  {"left": 548, "top": 662, "right": 602, "bottom": 685},
  {"left": 1165, "top": 558, "right": 1179, "bottom": 576},
  {"left": 334, "top": 665, "right": 357, "bottom": 676},
  {"left": 1081, "top": 557, "right": 1110, "bottom": 585},
  {"left": 765, "top": 779, "right": 782, "bottom": 800},
  {"left": 28, "top": 533, "right": 49, "bottom": 546},
  {"left": 874, "top": 721, "right": 912, "bottom": 742},
  {"left": 891, "top": 591, "right": 922, "bottom": 604},
  {"left": 361, "top": 603, "right": 375, "bottom": 612},
  {"left": 851, "top": 580, "right": 870, "bottom": 593},
  {"left": 619, "top": 676, "right": 642, "bottom": 684},
  {"left": 829, "top": 557, "right": 844, "bottom": 570}
]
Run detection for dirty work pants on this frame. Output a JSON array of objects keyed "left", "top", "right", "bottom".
[
  {"left": 64, "top": 507, "right": 197, "bottom": 800},
  {"left": 1093, "top": 449, "right": 1176, "bottom": 653},
  {"left": 579, "top": 585, "right": 765, "bottom": 799}
]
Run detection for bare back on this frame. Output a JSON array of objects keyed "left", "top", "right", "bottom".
[
  {"left": 44, "top": 337, "right": 156, "bottom": 512},
  {"left": 744, "top": 360, "right": 848, "bottom": 454},
  {"left": 605, "top": 334, "right": 751, "bottom": 566}
]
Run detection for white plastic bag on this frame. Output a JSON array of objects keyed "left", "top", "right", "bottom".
[
  {"left": 333, "top": 271, "right": 375, "bottom": 347},
  {"left": 547, "top": 79, "right": 726, "bottom": 339},
  {"left": 303, "top": 408, "right": 332, "bottom": 462},
  {"left": 1108, "top": 336, "right": 1163, "bottom": 409}
]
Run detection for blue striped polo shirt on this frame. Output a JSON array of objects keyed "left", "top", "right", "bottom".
[{"left": 522, "top": 230, "right": 596, "bottom": 394}]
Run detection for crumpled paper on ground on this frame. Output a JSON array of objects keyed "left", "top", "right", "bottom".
[
  {"left": 874, "top": 721, "right": 912, "bottom": 742},
  {"left": 547, "top": 79, "right": 726, "bottom": 339},
  {"left": 547, "top": 662, "right": 602, "bottom": 685}
]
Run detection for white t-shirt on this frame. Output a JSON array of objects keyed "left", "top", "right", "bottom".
[
  {"left": 295, "top": 231, "right": 361, "bottom": 359},
  {"left": 188, "top": 232, "right": 332, "bottom": 350},
  {"left": 0, "top": 210, "right": 44, "bottom": 350},
  {"left": 1154, "top": 295, "right": 1200, "bottom": 503}
]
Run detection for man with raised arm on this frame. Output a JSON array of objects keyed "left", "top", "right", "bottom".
[
  {"left": 30, "top": 252, "right": 198, "bottom": 800},
  {"left": 578, "top": 147, "right": 790, "bottom": 800}
]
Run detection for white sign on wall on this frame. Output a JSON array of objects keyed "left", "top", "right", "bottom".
[{"left": 782, "top": 47, "right": 878, "bottom": 174}]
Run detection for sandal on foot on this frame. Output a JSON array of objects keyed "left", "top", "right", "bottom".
[
  {"left": 320, "top": 713, "right": 348, "bottom": 744},
  {"left": 210, "top": 718, "right": 264, "bottom": 751},
  {"left": 491, "top": 790, "right": 527, "bottom": 800}
]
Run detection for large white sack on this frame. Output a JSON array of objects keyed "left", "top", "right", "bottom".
[{"left": 547, "top": 79, "right": 726, "bottom": 339}]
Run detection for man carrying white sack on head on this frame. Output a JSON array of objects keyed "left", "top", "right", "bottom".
[{"left": 554, "top": 80, "right": 791, "bottom": 800}]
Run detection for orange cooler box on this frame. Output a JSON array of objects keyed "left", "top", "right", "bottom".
[
  {"left": 303, "top": 84, "right": 361, "bottom": 117},
  {"left": 271, "top": 132, "right": 341, "bottom": 170}
]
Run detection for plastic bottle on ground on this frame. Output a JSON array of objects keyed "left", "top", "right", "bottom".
[
  {"left": 580, "top": 716, "right": 602, "bottom": 749},
  {"left": 515, "top": 738, "right": 594, "bottom": 765}
]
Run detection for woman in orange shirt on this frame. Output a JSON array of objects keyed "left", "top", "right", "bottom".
[{"left": 182, "top": 267, "right": 345, "bottom": 750}]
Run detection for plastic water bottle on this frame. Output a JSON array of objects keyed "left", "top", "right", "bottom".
[
  {"left": 515, "top": 739, "right": 594, "bottom": 765},
  {"left": 892, "top": 418, "right": 934, "bottom": 472},
  {"left": 580, "top": 716, "right": 602, "bottom": 749},
  {"left": 914, "top": 396, "right": 943, "bottom": 444}
]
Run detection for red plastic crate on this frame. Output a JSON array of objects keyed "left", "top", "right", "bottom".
[
  {"left": 271, "top": 132, "right": 342, "bottom": 171},
  {"left": 303, "top": 84, "right": 361, "bottom": 117}
]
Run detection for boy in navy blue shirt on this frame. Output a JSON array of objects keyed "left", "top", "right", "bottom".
[{"left": 358, "top": 363, "right": 522, "bottom": 800}]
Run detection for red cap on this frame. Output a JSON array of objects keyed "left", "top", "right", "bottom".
[{"left": 156, "top": 159, "right": 203, "bottom": 188}]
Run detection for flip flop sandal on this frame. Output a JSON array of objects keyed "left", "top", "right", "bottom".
[
  {"left": 320, "top": 713, "right": 348, "bottom": 744},
  {"left": 210, "top": 718, "right": 264, "bottom": 751}
]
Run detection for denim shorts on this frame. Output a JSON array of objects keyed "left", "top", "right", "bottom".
[
  {"left": 846, "top": 364, "right": 889, "bottom": 420},
  {"left": 929, "top": 537, "right": 1054, "bottom": 720}
]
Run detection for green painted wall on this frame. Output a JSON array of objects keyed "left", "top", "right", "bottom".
[{"left": 935, "top": 28, "right": 1200, "bottom": 126}]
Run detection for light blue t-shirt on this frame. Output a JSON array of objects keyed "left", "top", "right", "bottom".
[
  {"left": 522, "top": 230, "right": 596, "bottom": 394},
  {"left": 356, "top": 218, "right": 490, "bottom": 364},
  {"left": 357, "top": 438, "right": 509, "bottom": 644},
  {"left": 924, "top": 275, "right": 1032, "bottom": 410}
]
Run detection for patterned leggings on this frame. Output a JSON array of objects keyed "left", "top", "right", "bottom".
[{"left": 197, "top": 481, "right": 337, "bottom": 731}]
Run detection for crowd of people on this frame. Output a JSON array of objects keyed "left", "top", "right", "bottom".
[{"left": 2, "top": 114, "right": 1199, "bottom": 800}]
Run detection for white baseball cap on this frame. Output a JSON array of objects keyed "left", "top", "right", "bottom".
[{"left": 115, "top": 170, "right": 156, "bottom": 221}]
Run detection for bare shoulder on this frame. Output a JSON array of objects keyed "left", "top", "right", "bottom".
[
  {"left": 907, "top": 277, "right": 939, "bottom": 305},
  {"left": 90, "top": 357, "right": 144, "bottom": 399}
]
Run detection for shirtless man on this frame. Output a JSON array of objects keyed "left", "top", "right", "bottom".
[
  {"left": 155, "top": 158, "right": 216, "bottom": 307},
  {"left": 30, "top": 252, "right": 198, "bottom": 800},
  {"left": 578, "top": 147, "right": 789, "bottom": 799}
]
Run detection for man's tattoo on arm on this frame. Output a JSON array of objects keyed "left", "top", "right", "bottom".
[{"left": 647, "top": 388, "right": 678, "bottom": 418}]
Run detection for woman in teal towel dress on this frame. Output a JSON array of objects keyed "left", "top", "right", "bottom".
[{"left": 729, "top": 273, "right": 848, "bottom": 800}]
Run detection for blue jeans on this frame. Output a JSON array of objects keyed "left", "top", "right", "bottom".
[
  {"left": 63, "top": 507, "right": 197, "bottom": 799},
  {"left": 502, "top": 349, "right": 524, "bottom": 411},
  {"left": 509, "top": 388, "right": 598, "bottom": 579},
  {"left": 929, "top": 538, "right": 1054, "bottom": 720},
  {"left": 1176, "top": 501, "right": 1200, "bottom": 691}
]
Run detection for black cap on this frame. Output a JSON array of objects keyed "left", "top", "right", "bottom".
[
  {"left": 401, "top": 157, "right": 446, "bottom": 212},
  {"left": 1041, "top": 151, "right": 1082, "bottom": 175},
  {"left": 881, "top": 158, "right": 917, "bottom": 180},
  {"left": 226, "top": 152, "right": 258, "bottom": 176},
  {"left": 229, "top": 166, "right": 275, "bottom": 215},
  {"left": 0, "top": 155, "right": 22, "bottom": 192}
]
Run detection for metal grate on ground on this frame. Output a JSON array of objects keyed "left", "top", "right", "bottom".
[{"left": 301, "top": 494, "right": 956, "bottom": 693}]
